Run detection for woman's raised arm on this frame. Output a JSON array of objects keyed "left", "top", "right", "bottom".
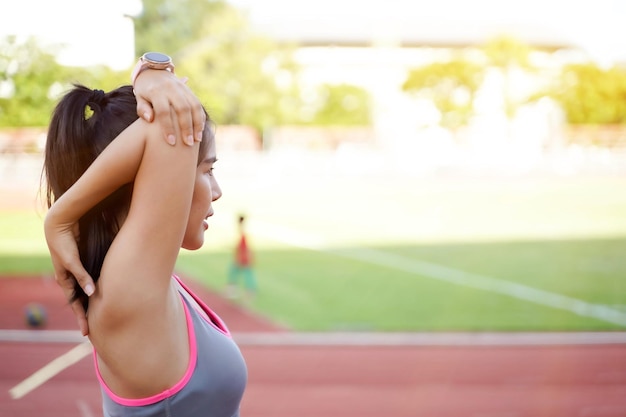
[{"left": 45, "top": 120, "right": 150, "bottom": 332}]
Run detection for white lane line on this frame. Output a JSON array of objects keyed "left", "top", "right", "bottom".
[
  {"left": 9, "top": 341, "right": 91, "bottom": 400},
  {"left": 252, "top": 221, "right": 626, "bottom": 327},
  {"left": 337, "top": 247, "right": 626, "bottom": 327},
  {"left": 0, "top": 329, "right": 85, "bottom": 343},
  {"left": 2, "top": 329, "right": 626, "bottom": 347}
]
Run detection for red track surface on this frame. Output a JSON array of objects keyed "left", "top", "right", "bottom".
[{"left": 1, "top": 276, "right": 626, "bottom": 417}]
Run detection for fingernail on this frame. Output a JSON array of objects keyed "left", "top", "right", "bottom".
[
  {"left": 85, "top": 283, "right": 95, "bottom": 296},
  {"left": 143, "top": 111, "right": 150, "bottom": 121},
  {"left": 167, "top": 135, "right": 176, "bottom": 146},
  {"left": 187, "top": 135, "right": 194, "bottom": 146},
  {"left": 196, "top": 131, "right": 203, "bottom": 142}
]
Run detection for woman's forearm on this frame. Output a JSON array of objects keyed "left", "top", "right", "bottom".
[{"left": 45, "top": 120, "right": 148, "bottom": 227}]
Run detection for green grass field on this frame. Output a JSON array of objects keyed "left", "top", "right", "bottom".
[{"left": 2, "top": 152, "right": 626, "bottom": 331}]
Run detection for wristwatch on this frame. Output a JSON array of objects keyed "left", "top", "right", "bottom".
[{"left": 130, "top": 52, "right": 175, "bottom": 86}]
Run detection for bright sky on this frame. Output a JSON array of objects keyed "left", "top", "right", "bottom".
[
  {"left": 1, "top": 0, "right": 625, "bottom": 68},
  {"left": 229, "top": 0, "right": 626, "bottom": 64},
  {"left": 0, "top": 0, "right": 141, "bottom": 69}
]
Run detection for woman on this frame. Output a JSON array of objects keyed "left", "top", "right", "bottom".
[
  {"left": 43, "top": 74, "right": 247, "bottom": 415},
  {"left": 50, "top": 64, "right": 208, "bottom": 336}
]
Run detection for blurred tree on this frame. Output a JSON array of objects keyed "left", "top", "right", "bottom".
[
  {"left": 1, "top": 37, "right": 130, "bottom": 128},
  {"left": 402, "top": 57, "right": 483, "bottom": 129},
  {"left": 133, "top": 0, "right": 223, "bottom": 58},
  {"left": 134, "top": 0, "right": 375, "bottom": 131},
  {"left": 482, "top": 35, "right": 534, "bottom": 119},
  {"left": 403, "top": 36, "right": 539, "bottom": 131},
  {"left": 303, "top": 84, "right": 371, "bottom": 126},
  {"left": 0, "top": 1, "right": 302, "bottom": 132},
  {"left": 0, "top": 36, "right": 126, "bottom": 127},
  {"left": 0, "top": 36, "right": 65, "bottom": 127},
  {"left": 545, "top": 63, "right": 626, "bottom": 124},
  {"left": 141, "top": 2, "right": 302, "bottom": 132},
  {"left": 483, "top": 35, "right": 532, "bottom": 69}
]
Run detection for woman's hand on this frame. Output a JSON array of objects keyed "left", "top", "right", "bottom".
[
  {"left": 44, "top": 214, "right": 94, "bottom": 336},
  {"left": 133, "top": 70, "right": 206, "bottom": 147}
]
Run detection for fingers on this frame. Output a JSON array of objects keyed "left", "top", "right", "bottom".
[
  {"left": 53, "top": 259, "right": 95, "bottom": 301},
  {"left": 175, "top": 75, "right": 206, "bottom": 142},
  {"left": 133, "top": 70, "right": 205, "bottom": 146},
  {"left": 165, "top": 79, "right": 199, "bottom": 146},
  {"left": 136, "top": 96, "right": 154, "bottom": 123},
  {"left": 191, "top": 100, "right": 206, "bottom": 143},
  {"left": 54, "top": 268, "right": 92, "bottom": 336},
  {"left": 150, "top": 95, "right": 178, "bottom": 146},
  {"left": 70, "top": 263, "right": 95, "bottom": 297},
  {"left": 70, "top": 299, "right": 90, "bottom": 336},
  {"left": 177, "top": 79, "right": 206, "bottom": 143},
  {"left": 171, "top": 97, "right": 199, "bottom": 146}
]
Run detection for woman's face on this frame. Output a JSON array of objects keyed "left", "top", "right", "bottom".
[{"left": 182, "top": 136, "right": 222, "bottom": 250}]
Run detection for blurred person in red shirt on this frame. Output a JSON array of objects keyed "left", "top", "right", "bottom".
[{"left": 226, "top": 214, "right": 257, "bottom": 301}]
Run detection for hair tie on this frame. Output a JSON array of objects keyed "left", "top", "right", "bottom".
[
  {"left": 85, "top": 89, "right": 106, "bottom": 120},
  {"left": 90, "top": 89, "right": 105, "bottom": 103}
]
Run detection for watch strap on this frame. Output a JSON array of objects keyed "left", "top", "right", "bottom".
[{"left": 130, "top": 53, "right": 175, "bottom": 87}]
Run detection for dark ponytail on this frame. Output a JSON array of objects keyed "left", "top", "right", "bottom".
[{"left": 44, "top": 84, "right": 139, "bottom": 311}]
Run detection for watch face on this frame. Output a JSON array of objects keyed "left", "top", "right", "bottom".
[{"left": 143, "top": 52, "right": 171, "bottom": 64}]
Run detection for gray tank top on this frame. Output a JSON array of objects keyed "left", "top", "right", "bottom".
[{"left": 94, "top": 276, "right": 248, "bottom": 417}]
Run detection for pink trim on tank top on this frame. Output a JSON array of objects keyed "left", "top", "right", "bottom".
[
  {"left": 173, "top": 275, "right": 231, "bottom": 337},
  {"left": 92, "top": 296, "right": 198, "bottom": 407}
]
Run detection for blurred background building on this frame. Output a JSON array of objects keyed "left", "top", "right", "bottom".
[{"left": 1, "top": 0, "right": 626, "bottom": 175}]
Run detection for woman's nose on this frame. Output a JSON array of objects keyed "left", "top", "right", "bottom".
[{"left": 212, "top": 179, "right": 223, "bottom": 201}]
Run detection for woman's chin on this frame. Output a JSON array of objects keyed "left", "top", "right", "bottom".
[{"left": 182, "top": 237, "right": 204, "bottom": 251}]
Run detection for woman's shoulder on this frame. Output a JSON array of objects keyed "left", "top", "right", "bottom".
[{"left": 90, "top": 286, "right": 192, "bottom": 401}]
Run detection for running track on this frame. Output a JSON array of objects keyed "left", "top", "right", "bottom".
[{"left": 1, "top": 276, "right": 626, "bottom": 417}]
